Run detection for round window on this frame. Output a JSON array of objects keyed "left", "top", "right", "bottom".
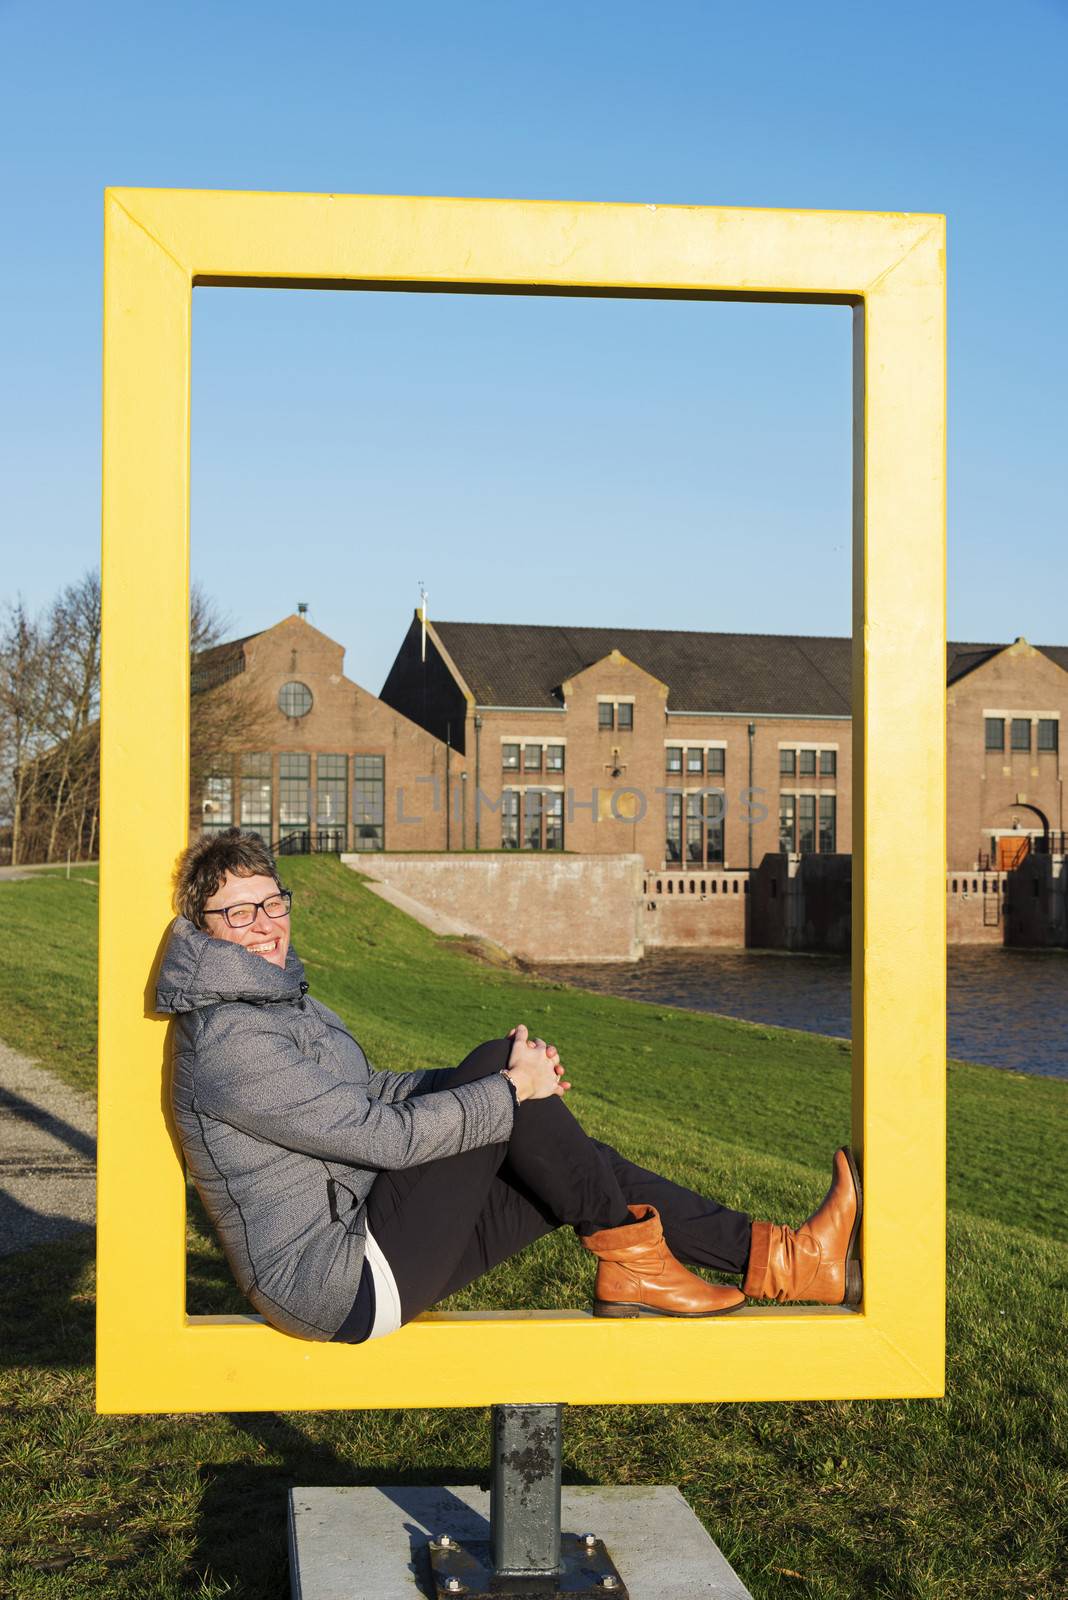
[{"left": 279, "top": 681, "right": 313, "bottom": 718}]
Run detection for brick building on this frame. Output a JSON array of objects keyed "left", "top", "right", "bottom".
[
  {"left": 381, "top": 618, "right": 852, "bottom": 871},
  {"left": 193, "top": 614, "right": 458, "bottom": 854},
  {"left": 382, "top": 616, "right": 1066, "bottom": 872},
  {"left": 192, "top": 613, "right": 1066, "bottom": 947},
  {"left": 946, "top": 636, "right": 1066, "bottom": 869}
]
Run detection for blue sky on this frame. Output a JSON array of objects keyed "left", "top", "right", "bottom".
[{"left": 1, "top": 0, "right": 1064, "bottom": 693}]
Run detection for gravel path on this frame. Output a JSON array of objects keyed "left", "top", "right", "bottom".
[{"left": 0, "top": 1039, "right": 96, "bottom": 1256}]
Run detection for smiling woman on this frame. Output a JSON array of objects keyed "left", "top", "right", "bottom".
[
  {"left": 156, "top": 825, "right": 861, "bottom": 1349},
  {"left": 174, "top": 830, "right": 292, "bottom": 970}
]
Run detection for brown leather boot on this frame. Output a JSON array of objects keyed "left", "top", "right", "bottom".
[
  {"left": 743, "top": 1147, "right": 863, "bottom": 1306},
  {"left": 583, "top": 1204, "right": 746, "bottom": 1318}
]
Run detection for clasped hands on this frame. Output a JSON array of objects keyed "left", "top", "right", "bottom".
[{"left": 504, "top": 1022, "right": 571, "bottom": 1103}]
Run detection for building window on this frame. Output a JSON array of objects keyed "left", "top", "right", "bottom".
[
  {"left": 240, "top": 753, "right": 272, "bottom": 834},
  {"left": 706, "top": 747, "right": 725, "bottom": 777},
  {"left": 317, "top": 754, "right": 347, "bottom": 846},
  {"left": 522, "top": 790, "right": 564, "bottom": 851},
  {"left": 1011, "top": 718, "right": 1031, "bottom": 752},
  {"left": 279, "top": 680, "right": 313, "bottom": 718},
  {"left": 501, "top": 790, "right": 520, "bottom": 849},
  {"left": 685, "top": 794, "right": 703, "bottom": 863},
  {"left": 798, "top": 794, "right": 817, "bottom": 853},
  {"left": 799, "top": 749, "right": 817, "bottom": 777},
  {"left": 503, "top": 788, "right": 563, "bottom": 850},
  {"left": 601, "top": 701, "right": 633, "bottom": 731},
  {"left": 780, "top": 748, "right": 796, "bottom": 776},
  {"left": 673, "top": 791, "right": 724, "bottom": 868},
  {"left": 523, "top": 744, "right": 542, "bottom": 773},
  {"left": 352, "top": 754, "right": 384, "bottom": 851},
  {"left": 686, "top": 748, "right": 704, "bottom": 775},
  {"left": 985, "top": 717, "right": 1004, "bottom": 751},
  {"left": 779, "top": 793, "right": 796, "bottom": 853},
  {"left": 201, "top": 763, "right": 233, "bottom": 832},
  {"left": 524, "top": 790, "right": 544, "bottom": 850},
  {"left": 665, "top": 747, "right": 683, "bottom": 774},
  {"left": 279, "top": 753, "right": 310, "bottom": 834},
  {"left": 665, "top": 792, "right": 683, "bottom": 863},
  {"left": 819, "top": 749, "right": 837, "bottom": 776},
  {"left": 545, "top": 792, "right": 564, "bottom": 851},
  {"left": 1038, "top": 719, "right": 1058, "bottom": 751},
  {"left": 545, "top": 744, "right": 565, "bottom": 773},
  {"left": 502, "top": 743, "right": 520, "bottom": 771},
  {"left": 705, "top": 792, "right": 725, "bottom": 865},
  {"left": 819, "top": 794, "right": 837, "bottom": 853}
]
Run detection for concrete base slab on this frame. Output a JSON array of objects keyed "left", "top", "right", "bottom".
[{"left": 289, "top": 1484, "right": 754, "bottom": 1600}]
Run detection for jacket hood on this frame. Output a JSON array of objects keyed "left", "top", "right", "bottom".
[{"left": 156, "top": 916, "right": 307, "bottom": 1014}]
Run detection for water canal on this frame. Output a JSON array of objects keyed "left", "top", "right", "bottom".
[{"left": 537, "top": 946, "right": 1068, "bottom": 1080}]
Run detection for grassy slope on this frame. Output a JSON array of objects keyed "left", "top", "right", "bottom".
[{"left": 0, "top": 858, "right": 1065, "bottom": 1599}]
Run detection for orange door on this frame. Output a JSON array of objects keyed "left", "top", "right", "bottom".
[{"left": 998, "top": 835, "right": 1030, "bottom": 870}]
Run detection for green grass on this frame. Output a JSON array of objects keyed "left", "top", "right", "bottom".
[{"left": 0, "top": 857, "right": 1065, "bottom": 1598}]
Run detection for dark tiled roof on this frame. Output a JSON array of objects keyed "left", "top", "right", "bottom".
[
  {"left": 431, "top": 622, "right": 1068, "bottom": 716},
  {"left": 1038, "top": 644, "right": 1068, "bottom": 675},
  {"left": 190, "top": 632, "right": 259, "bottom": 694},
  {"left": 432, "top": 621, "right": 853, "bottom": 714}
]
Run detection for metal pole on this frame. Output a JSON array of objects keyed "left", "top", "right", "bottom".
[
  {"left": 427, "top": 1402, "right": 628, "bottom": 1596},
  {"left": 445, "top": 724, "right": 452, "bottom": 853},
  {"left": 474, "top": 714, "right": 483, "bottom": 850},
  {"left": 747, "top": 720, "right": 756, "bottom": 870},
  {"left": 490, "top": 1403, "right": 562, "bottom": 1580}
]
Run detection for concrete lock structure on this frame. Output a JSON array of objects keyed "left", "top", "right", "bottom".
[{"left": 98, "top": 191, "right": 946, "bottom": 1424}]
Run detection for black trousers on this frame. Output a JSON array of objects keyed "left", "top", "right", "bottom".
[{"left": 335, "top": 1037, "right": 751, "bottom": 1338}]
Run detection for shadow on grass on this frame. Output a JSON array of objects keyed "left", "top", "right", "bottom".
[{"left": 0, "top": 1231, "right": 95, "bottom": 1370}]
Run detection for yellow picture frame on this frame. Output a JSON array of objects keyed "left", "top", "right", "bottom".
[{"left": 98, "top": 189, "right": 946, "bottom": 1412}]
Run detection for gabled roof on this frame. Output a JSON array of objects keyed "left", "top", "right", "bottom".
[
  {"left": 430, "top": 621, "right": 1068, "bottom": 716},
  {"left": 946, "top": 639, "right": 1068, "bottom": 686},
  {"left": 431, "top": 621, "right": 853, "bottom": 715}
]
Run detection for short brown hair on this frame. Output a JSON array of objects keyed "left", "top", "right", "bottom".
[{"left": 173, "top": 828, "right": 282, "bottom": 928}]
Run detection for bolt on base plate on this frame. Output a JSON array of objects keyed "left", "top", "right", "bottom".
[{"left": 428, "top": 1532, "right": 629, "bottom": 1598}]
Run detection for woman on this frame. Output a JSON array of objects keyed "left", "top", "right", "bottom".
[{"left": 157, "top": 828, "right": 862, "bottom": 1344}]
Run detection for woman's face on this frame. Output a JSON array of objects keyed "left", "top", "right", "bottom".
[{"left": 200, "top": 870, "right": 291, "bottom": 970}]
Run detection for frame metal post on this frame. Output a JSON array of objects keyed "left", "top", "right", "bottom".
[{"left": 491, "top": 1403, "right": 562, "bottom": 1580}]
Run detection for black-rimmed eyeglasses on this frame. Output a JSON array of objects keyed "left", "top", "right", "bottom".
[{"left": 203, "top": 890, "right": 292, "bottom": 929}]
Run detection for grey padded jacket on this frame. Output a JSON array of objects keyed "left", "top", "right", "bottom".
[{"left": 156, "top": 917, "right": 515, "bottom": 1340}]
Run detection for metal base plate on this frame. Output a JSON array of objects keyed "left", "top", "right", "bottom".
[
  {"left": 289, "top": 1486, "right": 755, "bottom": 1599},
  {"left": 428, "top": 1532, "right": 628, "bottom": 1598}
]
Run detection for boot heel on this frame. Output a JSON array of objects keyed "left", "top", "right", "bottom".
[
  {"left": 845, "top": 1259, "right": 863, "bottom": 1307},
  {"left": 593, "top": 1301, "right": 641, "bottom": 1318}
]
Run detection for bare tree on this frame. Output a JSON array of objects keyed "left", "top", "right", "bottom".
[
  {"left": 1, "top": 575, "right": 272, "bottom": 864},
  {"left": 188, "top": 583, "right": 274, "bottom": 812},
  {"left": 41, "top": 572, "right": 102, "bottom": 861},
  {"left": 0, "top": 598, "right": 62, "bottom": 866}
]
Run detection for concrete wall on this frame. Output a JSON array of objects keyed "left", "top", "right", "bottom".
[
  {"left": 946, "top": 871, "right": 1007, "bottom": 943},
  {"left": 641, "top": 870, "right": 748, "bottom": 948},
  {"left": 748, "top": 852, "right": 852, "bottom": 953},
  {"left": 1004, "top": 854, "right": 1067, "bottom": 947},
  {"left": 343, "top": 852, "right": 646, "bottom": 963}
]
